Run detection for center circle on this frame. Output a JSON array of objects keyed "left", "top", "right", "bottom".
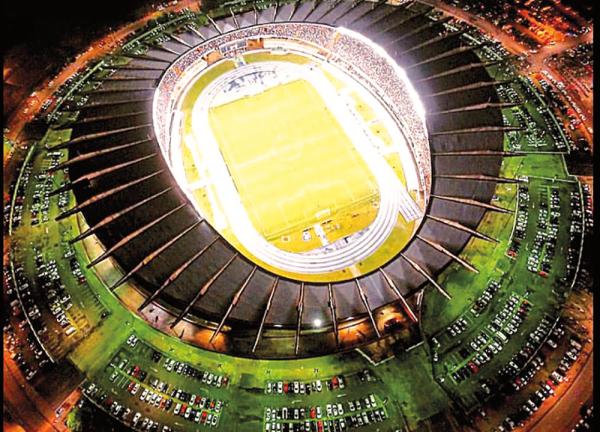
[{"left": 154, "top": 23, "right": 431, "bottom": 282}]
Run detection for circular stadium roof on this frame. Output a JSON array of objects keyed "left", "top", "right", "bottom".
[{"left": 62, "top": 0, "right": 507, "bottom": 357}]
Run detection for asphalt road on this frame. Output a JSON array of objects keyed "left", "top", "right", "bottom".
[{"left": 3, "top": 355, "right": 63, "bottom": 432}]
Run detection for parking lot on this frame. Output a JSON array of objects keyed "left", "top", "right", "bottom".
[{"left": 423, "top": 135, "right": 585, "bottom": 417}]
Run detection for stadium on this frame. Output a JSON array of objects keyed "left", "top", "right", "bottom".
[{"left": 3, "top": 0, "right": 593, "bottom": 431}]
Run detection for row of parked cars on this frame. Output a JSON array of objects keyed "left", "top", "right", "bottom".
[
  {"left": 266, "top": 412, "right": 388, "bottom": 432},
  {"left": 451, "top": 294, "right": 530, "bottom": 383},
  {"left": 529, "top": 317, "right": 564, "bottom": 348},
  {"left": 171, "top": 398, "right": 221, "bottom": 427},
  {"left": 534, "top": 187, "right": 561, "bottom": 275},
  {"left": 34, "top": 252, "right": 79, "bottom": 336},
  {"left": 7, "top": 161, "right": 34, "bottom": 229},
  {"left": 471, "top": 280, "right": 501, "bottom": 317},
  {"left": 8, "top": 263, "right": 58, "bottom": 370},
  {"left": 114, "top": 342, "right": 226, "bottom": 427},
  {"left": 498, "top": 317, "right": 560, "bottom": 385},
  {"left": 494, "top": 321, "right": 584, "bottom": 432},
  {"left": 581, "top": 184, "right": 592, "bottom": 235},
  {"left": 266, "top": 375, "right": 345, "bottom": 395},
  {"left": 498, "top": 376, "right": 558, "bottom": 432},
  {"left": 29, "top": 168, "right": 54, "bottom": 226},
  {"left": 265, "top": 394, "right": 379, "bottom": 424},
  {"left": 508, "top": 184, "right": 530, "bottom": 258},
  {"left": 555, "top": 188, "right": 584, "bottom": 286},
  {"left": 84, "top": 383, "right": 173, "bottom": 432},
  {"left": 126, "top": 365, "right": 222, "bottom": 427},
  {"left": 522, "top": 77, "right": 570, "bottom": 151},
  {"left": 432, "top": 280, "right": 503, "bottom": 363},
  {"left": 163, "top": 357, "right": 228, "bottom": 388},
  {"left": 445, "top": 317, "right": 468, "bottom": 339}
]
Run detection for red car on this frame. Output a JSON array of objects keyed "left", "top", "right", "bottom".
[
  {"left": 310, "top": 407, "right": 316, "bottom": 419},
  {"left": 283, "top": 383, "right": 289, "bottom": 394},
  {"left": 201, "top": 411, "right": 208, "bottom": 424}
]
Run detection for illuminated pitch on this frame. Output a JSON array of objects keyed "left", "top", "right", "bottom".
[
  {"left": 207, "top": 78, "right": 380, "bottom": 253},
  {"left": 157, "top": 29, "right": 430, "bottom": 282}
]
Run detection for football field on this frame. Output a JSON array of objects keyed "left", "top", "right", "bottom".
[{"left": 207, "top": 78, "right": 380, "bottom": 252}]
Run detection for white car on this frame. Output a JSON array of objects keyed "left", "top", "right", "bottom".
[
  {"left": 315, "top": 380, "right": 322, "bottom": 392},
  {"left": 126, "top": 334, "right": 138, "bottom": 347},
  {"left": 132, "top": 412, "right": 141, "bottom": 425}
]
